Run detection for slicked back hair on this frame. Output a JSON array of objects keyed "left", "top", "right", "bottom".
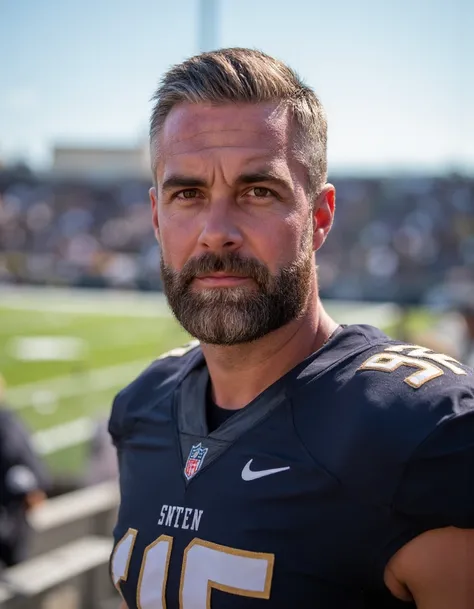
[{"left": 149, "top": 48, "right": 328, "bottom": 198}]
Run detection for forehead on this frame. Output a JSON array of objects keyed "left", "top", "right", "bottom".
[{"left": 156, "top": 102, "right": 297, "bottom": 177}]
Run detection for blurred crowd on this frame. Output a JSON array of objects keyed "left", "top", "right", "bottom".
[
  {"left": 317, "top": 174, "right": 474, "bottom": 304},
  {"left": 0, "top": 169, "right": 160, "bottom": 292},
  {"left": 0, "top": 168, "right": 473, "bottom": 305}
]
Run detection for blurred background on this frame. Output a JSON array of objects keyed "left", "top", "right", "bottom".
[{"left": 0, "top": 0, "right": 473, "bottom": 606}]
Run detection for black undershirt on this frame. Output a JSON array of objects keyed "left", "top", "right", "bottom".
[
  {"left": 206, "top": 383, "right": 237, "bottom": 432},
  {"left": 205, "top": 325, "right": 344, "bottom": 432}
]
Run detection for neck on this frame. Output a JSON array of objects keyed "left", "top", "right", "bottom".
[{"left": 200, "top": 290, "right": 339, "bottom": 410}]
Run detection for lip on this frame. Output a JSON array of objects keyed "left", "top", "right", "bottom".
[{"left": 194, "top": 274, "right": 250, "bottom": 287}]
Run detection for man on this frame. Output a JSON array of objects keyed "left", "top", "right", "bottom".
[
  {"left": 439, "top": 286, "right": 474, "bottom": 368},
  {"left": 109, "top": 48, "right": 474, "bottom": 608},
  {"left": 460, "top": 300, "right": 474, "bottom": 367},
  {"left": 415, "top": 284, "right": 474, "bottom": 368},
  {"left": 0, "top": 375, "right": 49, "bottom": 570}
]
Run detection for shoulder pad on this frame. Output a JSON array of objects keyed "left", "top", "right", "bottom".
[
  {"left": 295, "top": 340, "right": 473, "bottom": 505},
  {"left": 351, "top": 342, "right": 472, "bottom": 495},
  {"left": 108, "top": 340, "right": 201, "bottom": 444},
  {"left": 349, "top": 342, "right": 473, "bottom": 418}
]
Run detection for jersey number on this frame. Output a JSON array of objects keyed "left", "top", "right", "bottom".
[
  {"left": 111, "top": 528, "right": 274, "bottom": 608},
  {"left": 359, "top": 344, "right": 466, "bottom": 388}
]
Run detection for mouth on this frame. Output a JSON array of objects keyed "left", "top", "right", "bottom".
[{"left": 194, "top": 273, "right": 251, "bottom": 288}]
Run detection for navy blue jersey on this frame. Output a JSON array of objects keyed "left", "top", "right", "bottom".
[{"left": 108, "top": 325, "right": 474, "bottom": 608}]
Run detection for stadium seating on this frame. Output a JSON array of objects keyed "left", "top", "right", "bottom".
[
  {"left": 1, "top": 170, "right": 473, "bottom": 305},
  {"left": 0, "top": 482, "right": 120, "bottom": 608},
  {"left": 0, "top": 536, "right": 114, "bottom": 609},
  {"left": 28, "top": 481, "right": 119, "bottom": 557}
]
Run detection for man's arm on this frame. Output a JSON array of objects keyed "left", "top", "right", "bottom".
[
  {"left": 385, "top": 527, "right": 474, "bottom": 608},
  {"left": 0, "top": 409, "right": 49, "bottom": 509}
]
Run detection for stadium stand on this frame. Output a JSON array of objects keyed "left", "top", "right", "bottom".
[
  {"left": 28, "top": 480, "right": 119, "bottom": 557},
  {"left": 0, "top": 536, "right": 114, "bottom": 609},
  {"left": 0, "top": 482, "right": 119, "bottom": 608},
  {"left": 0, "top": 168, "right": 473, "bottom": 305}
]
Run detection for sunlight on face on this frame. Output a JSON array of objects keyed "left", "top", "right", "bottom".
[{"left": 154, "top": 102, "right": 318, "bottom": 344}]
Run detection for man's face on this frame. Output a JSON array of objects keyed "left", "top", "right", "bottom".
[{"left": 150, "top": 102, "right": 334, "bottom": 345}]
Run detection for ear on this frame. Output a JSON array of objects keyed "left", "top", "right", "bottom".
[
  {"left": 149, "top": 186, "right": 160, "bottom": 245},
  {"left": 312, "top": 184, "right": 335, "bottom": 252}
]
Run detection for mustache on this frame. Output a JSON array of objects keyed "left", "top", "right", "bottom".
[{"left": 176, "top": 253, "right": 270, "bottom": 287}]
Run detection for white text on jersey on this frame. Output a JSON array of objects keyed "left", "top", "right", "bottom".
[{"left": 157, "top": 504, "right": 204, "bottom": 531}]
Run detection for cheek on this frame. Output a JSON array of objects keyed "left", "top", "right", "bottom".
[
  {"left": 158, "top": 213, "right": 198, "bottom": 269},
  {"left": 250, "top": 214, "right": 305, "bottom": 270}
]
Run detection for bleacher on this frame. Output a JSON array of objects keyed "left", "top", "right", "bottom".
[
  {"left": 1, "top": 170, "right": 473, "bottom": 304},
  {"left": 0, "top": 481, "right": 120, "bottom": 609}
]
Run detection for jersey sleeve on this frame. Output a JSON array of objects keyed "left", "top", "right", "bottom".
[
  {"left": 392, "top": 386, "right": 474, "bottom": 529},
  {"left": 108, "top": 388, "right": 132, "bottom": 448},
  {"left": 373, "top": 378, "right": 474, "bottom": 587}
]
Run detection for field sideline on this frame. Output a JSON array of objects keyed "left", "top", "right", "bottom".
[{"left": 0, "top": 286, "right": 435, "bottom": 474}]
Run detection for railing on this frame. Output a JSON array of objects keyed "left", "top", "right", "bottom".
[{"left": 0, "top": 481, "right": 120, "bottom": 609}]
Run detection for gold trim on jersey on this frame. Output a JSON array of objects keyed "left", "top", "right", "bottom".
[
  {"left": 137, "top": 534, "right": 173, "bottom": 609},
  {"left": 179, "top": 537, "right": 275, "bottom": 608},
  {"left": 111, "top": 528, "right": 138, "bottom": 598}
]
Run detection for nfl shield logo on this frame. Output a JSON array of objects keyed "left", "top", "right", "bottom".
[{"left": 184, "top": 443, "right": 208, "bottom": 480}]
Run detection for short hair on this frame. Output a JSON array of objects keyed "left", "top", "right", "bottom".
[{"left": 149, "top": 48, "right": 327, "bottom": 197}]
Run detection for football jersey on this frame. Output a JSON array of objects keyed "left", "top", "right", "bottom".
[{"left": 108, "top": 325, "right": 474, "bottom": 609}]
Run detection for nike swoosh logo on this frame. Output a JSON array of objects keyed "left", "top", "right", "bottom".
[{"left": 241, "top": 459, "right": 290, "bottom": 481}]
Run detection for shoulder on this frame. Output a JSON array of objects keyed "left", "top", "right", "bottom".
[
  {"left": 348, "top": 337, "right": 474, "bottom": 438},
  {"left": 296, "top": 324, "right": 473, "bottom": 423},
  {"left": 108, "top": 340, "right": 202, "bottom": 444},
  {"left": 346, "top": 334, "right": 473, "bottom": 417},
  {"left": 0, "top": 406, "right": 14, "bottom": 429},
  {"left": 0, "top": 407, "right": 30, "bottom": 444},
  {"left": 0, "top": 406, "right": 19, "bottom": 426},
  {"left": 329, "top": 325, "right": 473, "bottom": 438},
  {"left": 293, "top": 325, "right": 474, "bottom": 506}
]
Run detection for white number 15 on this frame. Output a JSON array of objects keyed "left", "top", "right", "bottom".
[{"left": 111, "top": 528, "right": 275, "bottom": 608}]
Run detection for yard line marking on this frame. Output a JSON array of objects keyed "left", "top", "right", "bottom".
[
  {"left": 0, "top": 287, "right": 171, "bottom": 317},
  {"left": 6, "top": 358, "right": 153, "bottom": 410},
  {"left": 32, "top": 417, "right": 95, "bottom": 455},
  {"left": 0, "top": 301, "right": 171, "bottom": 317}
]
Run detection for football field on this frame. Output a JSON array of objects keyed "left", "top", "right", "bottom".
[
  {"left": 0, "top": 286, "right": 435, "bottom": 475},
  {"left": 0, "top": 287, "right": 190, "bottom": 474}
]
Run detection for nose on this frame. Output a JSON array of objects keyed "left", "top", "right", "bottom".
[{"left": 197, "top": 199, "right": 243, "bottom": 253}]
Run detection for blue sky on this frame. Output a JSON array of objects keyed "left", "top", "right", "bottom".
[{"left": 0, "top": 0, "right": 472, "bottom": 174}]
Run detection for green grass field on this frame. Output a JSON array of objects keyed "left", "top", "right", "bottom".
[
  {"left": 0, "top": 289, "right": 190, "bottom": 474},
  {"left": 0, "top": 287, "right": 437, "bottom": 476}
]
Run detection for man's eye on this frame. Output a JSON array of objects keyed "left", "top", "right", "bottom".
[
  {"left": 249, "top": 187, "right": 273, "bottom": 198},
  {"left": 176, "top": 189, "right": 200, "bottom": 200}
]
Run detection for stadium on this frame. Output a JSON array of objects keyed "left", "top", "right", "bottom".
[{"left": 1, "top": 1, "right": 473, "bottom": 608}]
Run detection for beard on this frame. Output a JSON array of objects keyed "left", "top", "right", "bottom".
[{"left": 160, "top": 235, "right": 314, "bottom": 346}]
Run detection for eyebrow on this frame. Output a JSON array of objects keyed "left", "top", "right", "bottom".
[
  {"left": 236, "top": 171, "right": 291, "bottom": 191},
  {"left": 161, "top": 175, "right": 208, "bottom": 192},
  {"left": 161, "top": 170, "right": 292, "bottom": 192}
]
